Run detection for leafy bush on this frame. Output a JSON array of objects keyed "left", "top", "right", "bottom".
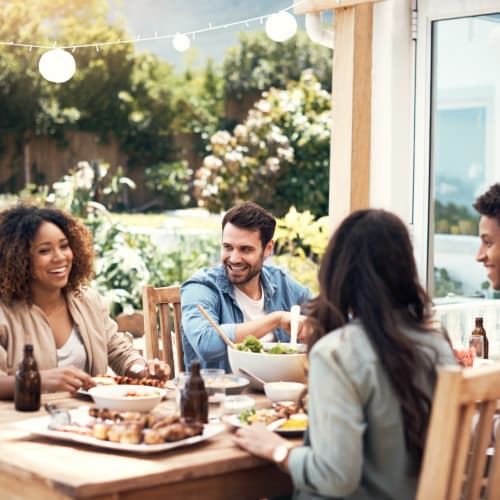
[
  {"left": 434, "top": 267, "right": 463, "bottom": 298},
  {"left": 195, "top": 70, "right": 331, "bottom": 217},
  {"left": 272, "top": 207, "right": 329, "bottom": 295}
]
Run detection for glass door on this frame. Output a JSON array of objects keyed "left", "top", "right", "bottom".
[{"left": 413, "top": 0, "right": 500, "bottom": 349}]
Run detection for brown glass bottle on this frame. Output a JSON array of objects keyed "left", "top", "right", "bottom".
[
  {"left": 471, "top": 317, "right": 489, "bottom": 359},
  {"left": 180, "top": 360, "right": 208, "bottom": 423},
  {"left": 14, "top": 344, "right": 41, "bottom": 411}
]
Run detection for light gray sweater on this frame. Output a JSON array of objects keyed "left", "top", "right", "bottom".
[{"left": 288, "top": 318, "right": 457, "bottom": 500}]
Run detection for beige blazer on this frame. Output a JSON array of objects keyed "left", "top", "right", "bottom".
[{"left": 0, "top": 288, "right": 143, "bottom": 377}]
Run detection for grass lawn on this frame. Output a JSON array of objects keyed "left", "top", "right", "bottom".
[{"left": 110, "top": 209, "right": 222, "bottom": 232}]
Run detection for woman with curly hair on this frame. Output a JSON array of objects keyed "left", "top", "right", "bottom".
[
  {"left": 0, "top": 205, "right": 168, "bottom": 399},
  {"left": 234, "top": 209, "right": 456, "bottom": 500}
]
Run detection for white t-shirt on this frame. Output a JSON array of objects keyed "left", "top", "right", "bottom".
[
  {"left": 56, "top": 326, "right": 87, "bottom": 370},
  {"left": 234, "top": 285, "right": 274, "bottom": 342}
]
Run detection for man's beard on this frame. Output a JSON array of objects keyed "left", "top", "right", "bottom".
[{"left": 224, "top": 261, "right": 262, "bottom": 285}]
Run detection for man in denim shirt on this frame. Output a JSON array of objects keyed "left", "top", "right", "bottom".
[{"left": 181, "top": 202, "right": 311, "bottom": 371}]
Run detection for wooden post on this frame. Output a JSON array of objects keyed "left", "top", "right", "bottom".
[
  {"left": 330, "top": 3, "right": 373, "bottom": 229},
  {"left": 294, "top": 0, "right": 382, "bottom": 231}
]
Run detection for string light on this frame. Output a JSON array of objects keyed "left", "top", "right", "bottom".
[
  {"left": 265, "top": 11, "right": 298, "bottom": 42},
  {"left": 0, "top": 0, "right": 306, "bottom": 82},
  {"left": 172, "top": 33, "right": 190, "bottom": 52},
  {"left": 38, "top": 49, "right": 76, "bottom": 83}
]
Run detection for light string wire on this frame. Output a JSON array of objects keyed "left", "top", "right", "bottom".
[{"left": 0, "top": 0, "right": 306, "bottom": 51}]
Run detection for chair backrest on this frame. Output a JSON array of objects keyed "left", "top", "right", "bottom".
[
  {"left": 416, "top": 364, "right": 500, "bottom": 500},
  {"left": 142, "top": 285, "right": 184, "bottom": 378}
]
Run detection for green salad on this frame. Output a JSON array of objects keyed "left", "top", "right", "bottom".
[{"left": 236, "top": 335, "right": 299, "bottom": 354}]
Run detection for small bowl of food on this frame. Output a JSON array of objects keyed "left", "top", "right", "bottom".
[
  {"left": 264, "top": 381, "right": 306, "bottom": 403},
  {"left": 88, "top": 384, "right": 166, "bottom": 412},
  {"left": 224, "top": 395, "right": 256, "bottom": 415}
]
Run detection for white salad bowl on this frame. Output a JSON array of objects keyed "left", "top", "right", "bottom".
[{"left": 228, "top": 342, "right": 307, "bottom": 389}]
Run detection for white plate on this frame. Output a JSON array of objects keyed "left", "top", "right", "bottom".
[
  {"left": 14, "top": 410, "right": 225, "bottom": 455},
  {"left": 223, "top": 413, "right": 306, "bottom": 436}
]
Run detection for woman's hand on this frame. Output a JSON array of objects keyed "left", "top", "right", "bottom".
[
  {"left": 129, "top": 359, "right": 171, "bottom": 381},
  {"left": 233, "top": 422, "right": 289, "bottom": 461},
  {"left": 41, "top": 366, "right": 94, "bottom": 393},
  {"left": 146, "top": 358, "right": 171, "bottom": 381}
]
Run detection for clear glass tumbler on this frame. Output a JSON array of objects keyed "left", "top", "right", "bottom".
[
  {"left": 201, "top": 368, "right": 225, "bottom": 421},
  {"left": 469, "top": 335, "right": 484, "bottom": 359},
  {"left": 174, "top": 371, "right": 190, "bottom": 415}
]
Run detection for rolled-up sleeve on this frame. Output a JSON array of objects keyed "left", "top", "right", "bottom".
[{"left": 181, "top": 282, "right": 235, "bottom": 362}]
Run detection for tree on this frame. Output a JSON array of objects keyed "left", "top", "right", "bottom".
[
  {"left": 223, "top": 31, "right": 332, "bottom": 99},
  {"left": 0, "top": 0, "right": 181, "bottom": 191}
]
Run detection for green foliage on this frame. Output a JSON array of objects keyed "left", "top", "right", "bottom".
[
  {"left": 224, "top": 31, "right": 332, "bottom": 99},
  {"left": 144, "top": 161, "right": 193, "bottom": 209},
  {"left": 0, "top": 0, "right": 181, "bottom": 179},
  {"left": 271, "top": 207, "right": 329, "bottom": 295},
  {"left": 87, "top": 217, "right": 219, "bottom": 316},
  {"left": 49, "top": 160, "right": 135, "bottom": 216},
  {"left": 195, "top": 70, "right": 331, "bottom": 216},
  {"left": 433, "top": 267, "right": 463, "bottom": 298},
  {"left": 434, "top": 200, "right": 479, "bottom": 235}
]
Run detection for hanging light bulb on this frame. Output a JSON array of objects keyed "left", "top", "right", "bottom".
[
  {"left": 38, "top": 49, "right": 76, "bottom": 83},
  {"left": 172, "top": 33, "right": 190, "bottom": 52},
  {"left": 265, "top": 11, "right": 297, "bottom": 43}
]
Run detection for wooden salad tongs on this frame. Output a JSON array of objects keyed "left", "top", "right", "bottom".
[{"left": 197, "top": 304, "right": 236, "bottom": 350}]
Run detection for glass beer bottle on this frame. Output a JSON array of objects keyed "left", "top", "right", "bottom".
[
  {"left": 15, "top": 344, "right": 41, "bottom": 411},
  {"left": 471, "top": 317, "right": 489, "bottom": 359},
  {"left": 180, "top": 360, "right": 208, "bottom": 423}
]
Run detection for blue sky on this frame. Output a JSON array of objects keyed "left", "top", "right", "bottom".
[{"left": 110, "top": 0, "right": 304, "bottom": 68}]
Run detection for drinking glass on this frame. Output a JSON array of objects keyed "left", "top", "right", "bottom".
[
  {"left": 174, "top": 371, "right": 190, "bottom": 415},
  {"left": 469, "top": 335, "right": 484, "bottom": 359},
  {"left": 201, "top": 368, "right": 225, "bottom": 421}
]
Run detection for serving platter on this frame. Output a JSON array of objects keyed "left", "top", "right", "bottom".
[{"left": 14, "top": 410, "right": 225, "bottom": 454}]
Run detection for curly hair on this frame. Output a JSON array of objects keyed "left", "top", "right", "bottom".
[
  {"left": 0, "top": 205, "right": 95, "bottom": 304},
  {"left": 473, "top": 182, "right": 500, "bottom": 224},
  {"left": 305, "top": 209, "right": 442, "bottom": 475}
]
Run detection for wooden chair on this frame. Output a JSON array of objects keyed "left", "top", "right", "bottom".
[
  {"left": 416, "top": 364, "right": 500, "bottom": 500},
  {"left": 142, "top": 285, "right": 184, "bottom": 378}
]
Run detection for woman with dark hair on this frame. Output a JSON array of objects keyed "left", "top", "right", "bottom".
[
  {"left": 234, "top": 209, "right": 456, "bottom": 499},
  {"left": 0, "top": 205, "right": 168, "bottom": 399}
]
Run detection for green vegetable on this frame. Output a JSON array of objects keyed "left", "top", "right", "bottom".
[
  {"left": 236, "top": 335, "right": 263, "bottom": 353},
  {"left": 238, "top": 408, "right": 256, "bottom": 425},
  {"left": 265, "top": 343, "right": 298, "bottom": 354}
]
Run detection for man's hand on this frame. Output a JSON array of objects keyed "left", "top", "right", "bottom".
[{"left": 276, "top": 311, "right": 310, "bottom": 341}]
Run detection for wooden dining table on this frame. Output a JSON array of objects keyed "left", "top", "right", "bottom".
[{"left": 0, "top": 389, "right": 297, "bottom": 500}]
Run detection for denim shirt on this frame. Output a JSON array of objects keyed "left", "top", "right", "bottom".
[{"left": 180, "top": 264, "right": 311, "bottom": 371}]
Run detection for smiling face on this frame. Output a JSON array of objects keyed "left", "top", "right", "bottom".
[
  {"left": 477, "top": 215, "right": 500, "bottom": 290},
  {"left": 221, "top": 223, "right": 273, "bottom": 290},
  {"left": 30, "top": 221, "right": 73, "bottom": 294}
]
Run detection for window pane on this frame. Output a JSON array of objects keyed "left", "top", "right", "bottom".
[{"left": 431, "top": 15, "right": 500, "bottom": 300}]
